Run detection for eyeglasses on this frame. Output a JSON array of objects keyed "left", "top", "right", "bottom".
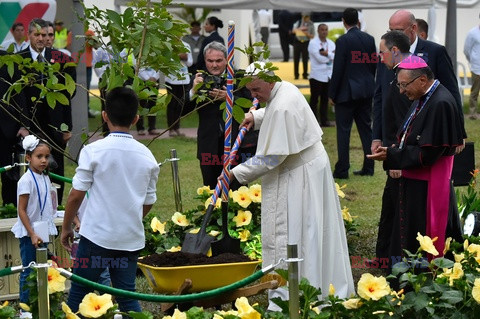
[
  {"left": 388, "top": 24, "right": 413, "bottom": 33},
  {"left": 379, "top": 49, "right": 391, "bottom": 56},
  {"left": 396, "top": 75, "right": 421, "bottom": 90}
]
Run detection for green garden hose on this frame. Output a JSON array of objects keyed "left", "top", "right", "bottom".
[
  {"left": 57, "top": 264, "right": 274, "bottom": 303},
  {"left": 49, "top": 172, "right": 73, "bottom": 184},
  {"left": 0, "top": 265, "right": 24, "bottom": 277}
]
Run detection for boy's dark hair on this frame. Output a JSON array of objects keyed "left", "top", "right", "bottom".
[
  {"left": 381, "top": 31, "right": 410, "bottom": 53},
  {"left": 105, "top": 87, "right": 139, "bottom": 127},
  {"left": 343, "top": 8, "right": 359, "bottom": 26},
  {"left": 190, "top": 21, "right": 201, "bottom": 27}
]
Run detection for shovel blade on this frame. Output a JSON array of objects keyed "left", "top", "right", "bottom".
[
  {"left": 211, "top": 235, "right": 241, "bottom": 256},
  {"left": 181, "top": 233, "right": 215, "bottom": 255}
]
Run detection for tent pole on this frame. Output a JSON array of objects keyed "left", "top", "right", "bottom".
[{"left": 445, "top": 0, "right": 457, "bottom": 76}]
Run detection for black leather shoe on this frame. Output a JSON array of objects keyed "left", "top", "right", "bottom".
[
  {"left": 353, "top": 170, "right": 374, "bottom": 176},
  {"left": 333, "top": 172, "right": 349, "bottom": 179}
]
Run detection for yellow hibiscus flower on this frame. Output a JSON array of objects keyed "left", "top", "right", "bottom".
[
  {"left": 248, "top": 184, "right": 262, "bottom": 203},
  {"left": 464, "top": 239, "right": 469, "bottom": 251},
  {"left": 163, "top": 308, "right": 187, "bottom": 319},
  {"left": 467, "top": 243, "right": 480, "bottom": 264},
  {"left": 62, "top": 302, "right": 80, "bottom": 319},
  {"left": 0, "top": 301, "right": 8, "bottom": 309},
  {"left": 443, "top": 237, "right": 452, "bottom": 255},
  {"left": 209, "top": 230, "right": 221, "bottom": 237},
  {"left": 329, "top": 283, "right": 336, "bottom": 296},
  {"left": 48, "top": 267, "right": 66, "bottom": 294},
  {"left": 167, "top": 246, "right": 182, "bottom": 252},
  {"left": 232, "top": 186, "right": 252, "bottom": 208},
  {"left": 189, "top": 228, "right": 200, "bottom": 234},
  {"left": 150, "top": 217, "right": 166, "bottom": 234},
  {"left": 172, "top": 212, "right": 189, "bottom": 226},
  {"left": 439, "top": 262, "right": 464, "bottom": 286},
  {"left": 78, "top": 293, "right": 114, "bottom": 318},
  {"left": 239, "top": 229, "right": 251, "bottom": 242},
  {"left": 205, "top": 197, "right": 221, "bottom": 209},
  {"left": 342, "top": 298, "right": 362, "bottom": 309},
  {"left": 233, "top": 210, "right": 252, "bottom": 227},
  {"left": 335, "top": 183, "right": 347, "bottom": 198},
  {"left": 454, "top": 252, "right": 465, "bottom": 263},
  {"left": 357, "top": 273, "right": 391, "bottom": 301},
  {"left": 416, "top": 233, "right": 439, "bottom": 256},
  {"left": 341, "top": 206, "right": 353, "bottom": 223},
  {"left": 235, "top": 297, "right": 261, "bottom": 319},
  {"left": 19, "top": 303, "right": 30, "bottom": 312},
  {"left": 197, "top": 186, "right": 214, "bottom": 195},
  {"left": 473, "top": 278, "right": 480, "bottom": 304}
]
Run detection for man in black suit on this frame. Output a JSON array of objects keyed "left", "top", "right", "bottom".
[
  {"left": 372, "top": 31, "right": 412, "bottom": 271},
  {"left": 18, "top": 18, "right": 76, "bottom": 203},
  {"left": 0, "top": 50, "right": 29, "bottom": 205},
  {"left": 385, "top": 10, "right": 466, "bottom": 150},
  {"left": 190, "top": 41, "right": 256, "bottom": 189},
  {"left": 328, "top": 8, "right": 377, "bottom": 179}
]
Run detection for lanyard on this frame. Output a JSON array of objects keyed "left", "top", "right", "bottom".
[
  {"left": 399, "top": 80, "right": 439, "bottom": 149},
  {"left": 29, "top": 168, "right": 48, "bottom": 218}
]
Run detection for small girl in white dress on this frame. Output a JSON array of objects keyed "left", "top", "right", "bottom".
[{"left": 11, "top": 135, "right": 57, "bottom": 303}]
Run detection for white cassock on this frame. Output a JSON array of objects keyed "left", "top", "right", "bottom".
[{"left": 232, "top": 81, "right": 354, "bottom": 300}]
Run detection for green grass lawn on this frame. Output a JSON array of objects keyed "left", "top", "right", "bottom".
[{"left": 2, "top": 96, "right": 479, "bottom": 313}]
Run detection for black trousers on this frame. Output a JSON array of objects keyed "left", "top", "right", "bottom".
[
  {"left": 0, "top": 132, "right": 18, "bottom": 205},
  {"left": 333, "top": 99, "right": 374, "bottom": 177},
  {"left": 309, "top": 79, "right": 329, "bottom": 125},
  {"left": 166, "top": 83, "right": 188, "bottom": 131},
  {"left": 279, "top": 31, "right": 290, "bottom": 62},
  {"left": 293, "top": 40, "right": 309, "bottom": 78},
  {"left": 376, "top": 175, "right": 400, "bottom": 264}
]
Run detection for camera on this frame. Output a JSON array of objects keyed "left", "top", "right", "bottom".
[{"left": 199, "top": 74, "right": 226, "bottom": 93}]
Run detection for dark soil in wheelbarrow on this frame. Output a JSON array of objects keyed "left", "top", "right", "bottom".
[{"left": 140, "top": 251, "right": 253, "bottom": 267}]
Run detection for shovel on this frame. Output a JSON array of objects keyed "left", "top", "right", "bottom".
[
  {"left": 181, "top": 203, "right": 215, "bottom": 255},
  {"left": 211, "top": 200, "right": 241, "bottom": 256}
]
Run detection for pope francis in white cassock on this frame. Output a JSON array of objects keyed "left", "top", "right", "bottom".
[{"left": 231, "top": 62, "right": 354, "bottom": 306}]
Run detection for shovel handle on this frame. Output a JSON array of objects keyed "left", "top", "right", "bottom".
[
  {"left": 221, "top": 201, "right": 229, "bottom": 234},
  {"left": 200, "top": 204, "right": 215, "bottom": 233}
]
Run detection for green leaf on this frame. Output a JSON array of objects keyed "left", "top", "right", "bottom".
[
  {"left": 7, "top": 61, "right": 14, "bottom": 78},
  {"left": 232, "top": 105, "right": 246, "bottom": 124},
  {"left": 60, "top": 123, "right": 69, "bottom": 132},
  {"left": 235, "top": 97, "right": 254, "bottom": 109},
  {"left": 64, "top": 73, "right": 76, "bottom": 96},
  {"left": 127, "top": 311, "right": 153, "bottom": 319},
  {"left": 432, "top": 257, "right": 455, "bottom": 269},
  {"left": 392, "top": 261, "right": 410, "bottom": 276},
  {"left": 440, "top": 290, "right": 464, "bottom": 304},
  {"left": 46, "top": 92, "right": 56, "bottom": 109},
  {"left": 54, "top": 92, "right": 69, "bottom": 105},
  {"left": 107, "top": 9, "right": 123, "bottom": 28},
  {"left": 123, "top": 7, "right": 134, "bottom": 27}
]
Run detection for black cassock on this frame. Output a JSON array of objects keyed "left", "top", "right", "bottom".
[{"left": 383, "top": 83, "right": 464, "bottom": 266}]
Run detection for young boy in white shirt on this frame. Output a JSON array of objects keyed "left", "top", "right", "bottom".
[{"left": 61, "top": 87, "right": 160, "bottom": 313}]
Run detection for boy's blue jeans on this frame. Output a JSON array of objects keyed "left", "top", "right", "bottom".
[{"left": 66, "top": 236, "right": 141, "bottom": 313}]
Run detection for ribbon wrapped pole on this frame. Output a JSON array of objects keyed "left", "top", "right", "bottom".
[
  {"left": 209, "top": 98, "right": 259, "bottom": 205},
  {"left": 220, "top": 20, "right": 235, "bottom": 202}
]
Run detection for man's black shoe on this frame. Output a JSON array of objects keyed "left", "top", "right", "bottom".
[
  {"left": 333, "top": 172, "right": 348, "bottom": 179},
  {"left": 353, "top": 170, "right": 374, "bottom": 176}
]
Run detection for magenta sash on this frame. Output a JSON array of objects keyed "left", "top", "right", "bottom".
[{"left": 402, "top": 156, "right": 454, "bottom": 257}]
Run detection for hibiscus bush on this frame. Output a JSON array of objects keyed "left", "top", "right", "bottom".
[{"left": 143, "top": 184, "right": 262, "bottom": 259}]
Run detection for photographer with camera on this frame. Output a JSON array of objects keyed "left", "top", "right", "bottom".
[{"left": 190, "top": 41, "right": 257, "bottom": 189}]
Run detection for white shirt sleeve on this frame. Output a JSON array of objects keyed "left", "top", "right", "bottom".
[
  {"left": 72, "top": 147, "right": 94, "bottom": 192},
  {"left": 232, "top": 154, "right": 287, "bottom": 185},
  {"left": 252, "top": 108, "right": 265, "bottom": 130}
]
